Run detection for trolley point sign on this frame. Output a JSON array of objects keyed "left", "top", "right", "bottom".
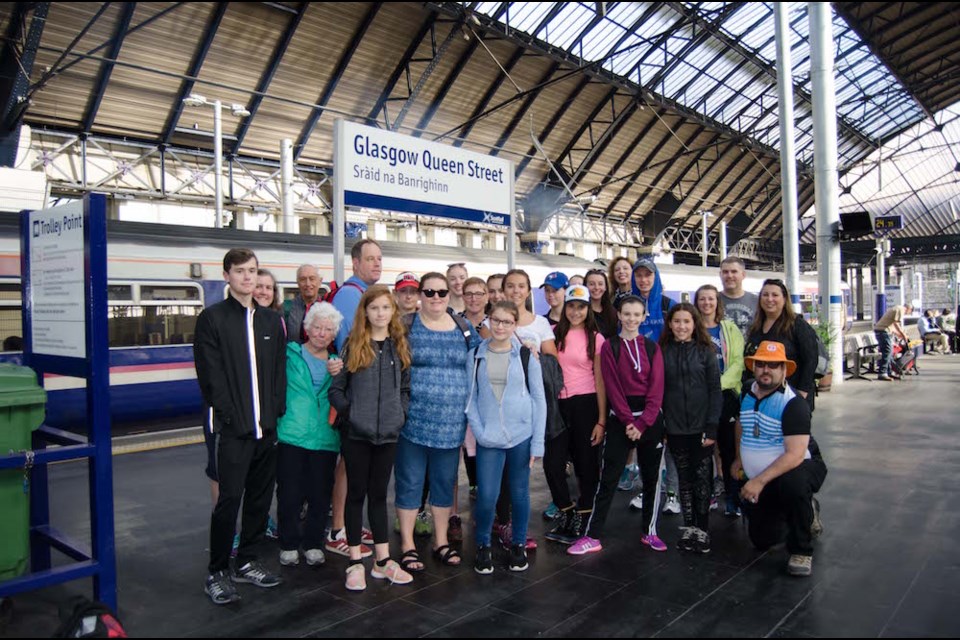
[{"left": 335, "top": 120, "right": 513, "bottom": 227}]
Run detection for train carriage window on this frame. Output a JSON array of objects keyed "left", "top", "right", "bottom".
[
  {"left": 0, "top": 282, "right": 22, "bottom": 351},
  {"left": 108, "top": 283, "right": 203, "bottom": 347},
  {"left": 108, "top": 284, "right": 133, "bottom": 301}
]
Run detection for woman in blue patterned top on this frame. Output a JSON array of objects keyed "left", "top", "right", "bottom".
[{"left": 395, "top": 272, "right": 481, "bottom": 572}]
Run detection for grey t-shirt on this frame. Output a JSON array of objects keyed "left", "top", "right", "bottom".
[
  {"left": 720, "top": 291, "right": 759, "bottom": 336},
  {"left": 485, "top": 349, "right": 511, "bottom": 403}
]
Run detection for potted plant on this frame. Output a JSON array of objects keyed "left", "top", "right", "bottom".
[{"left": 813, "top": 321, "right": 838, "bottom": 391}]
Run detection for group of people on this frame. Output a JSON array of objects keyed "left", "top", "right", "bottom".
[{"left": 194, "top": 246, "right": 829, "bottom": 606}]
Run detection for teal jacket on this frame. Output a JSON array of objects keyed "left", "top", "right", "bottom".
[{"left": 277, "top": 342, "right": 340, "bottom": 452}]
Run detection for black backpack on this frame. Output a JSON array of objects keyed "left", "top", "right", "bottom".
[
  {"left": 471, "top": 345, "right": 532, "bottom": 391},
  {"left": 54, "top": 596, "right": 127, "bottom": 638}
]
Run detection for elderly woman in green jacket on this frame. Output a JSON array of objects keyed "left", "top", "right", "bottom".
[
  {"left": 695, "top": 285, "right": 745, "bottom": 517},
  {"left": 276, "top": 302, "right": 344, "bottom": 567}
]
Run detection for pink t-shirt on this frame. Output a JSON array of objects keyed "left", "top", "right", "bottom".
[{"left": 557, "top": 329, "right": 606, "bottom": 399}]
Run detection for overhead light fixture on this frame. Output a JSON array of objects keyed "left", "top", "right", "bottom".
[
  {"left": 230, "top": 103, "right": 251, "bottom": 117},
  {"left": 183, "top": 93, "right": 207, "bottom": 108}
]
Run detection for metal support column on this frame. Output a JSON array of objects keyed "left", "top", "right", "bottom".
[
  {"left": 776, "top": 2, "right": 801, "bottom": 309},
  {"left": 280, "top": 138, "right": 296, "bottom": 234},
  {"left": 810, "top": 2, "right": 844, "bottom": 381},
  {"left": 719, "top": 221, "right": 727, "bottom": 260},
  {"left": 332, "top": 119, "right": 346, "bottom": 284},
  {"left": 701, "top": 213, "right": 709, "bottom": 268},
  {"left": 213, "top": 100, "right": 223, "bottom": 229}
]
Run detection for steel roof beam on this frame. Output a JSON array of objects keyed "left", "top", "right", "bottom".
[
  {"left": 82, "top": 2, "right": 137, "bottom": 134},
  {"left": 1, "top": 2, "right": 49, "bottom": 167},
  {"left": 490, "top": 61, "right": 560, "bottom": 156},
  {"left": 601, "top": 113, "right": 682, "bottom": 217},
  {"left": 294, "top": 2, "right": 382, "bottom": 160},
  {"left": 232, "top": 2, "right": 308, "bottom": 153},
  {"left": 162, "top": 2, "right": 228, "bottom": 146},
  {"left": 513, "top": 75, "right": 592, "bottom": 174},
  {"left": 449, "top": 47, "right": 526, "bottom": 147},
  {"left": 367, "top": 12, "right": 439, "bottom": 127}
]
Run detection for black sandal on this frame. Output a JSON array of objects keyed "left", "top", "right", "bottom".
[
  {"left": 400, "top": 549, "right": 424, "bottom": 573},
  {"left": 432, "top": 544, "right": 461, "bottom": 566}
]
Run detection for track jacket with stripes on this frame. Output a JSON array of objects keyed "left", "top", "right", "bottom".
[{"left": 194, "top": 294, "right": 287, "bottom": 440}]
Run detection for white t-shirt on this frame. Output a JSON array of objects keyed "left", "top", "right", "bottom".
[{"left": 486, "top": 314, "right": 555, "bottom": 351}]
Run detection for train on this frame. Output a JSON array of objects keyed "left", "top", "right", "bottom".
[{"left": 0, "top": 217, "right": 843, "bottom": 433}]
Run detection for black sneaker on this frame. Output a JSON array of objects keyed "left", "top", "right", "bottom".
[
  {"left": 544, "top": 509, "right": 575, "bottom": 544},
  {"left": 677, "top": 527, "right": 697, "bottom": 552},
  {"left": 205, "top": 569, "right": 241, "bottom": 605},
  {"left": 475, "top": 545, "right": 494, "bottom": 575},
  {"left": 232, "top": 560, "right": 282, "bottom": 588},
  {"left": 694, "top": 528, "right": 711, "bottom": 554},
  {"left": 509, "top": 544, "right": 529, "bottom": 572}
]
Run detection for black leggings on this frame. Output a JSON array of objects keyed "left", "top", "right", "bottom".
[
  {"left": 543, "top": 393, "right": 601, "bottom": 511},
  {"left": 341, "top": 437, "right": 397, "bottom": 547},
  {"left": 667, "top": 433, "right": 713, "bottom": 532}
]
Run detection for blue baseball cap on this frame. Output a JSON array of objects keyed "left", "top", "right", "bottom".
[
  {"left": 540, "top": 271, "right": 569, "bottom": 290},
  {"left": 633, "top": 258, "right": 657, "bottom": 273}
]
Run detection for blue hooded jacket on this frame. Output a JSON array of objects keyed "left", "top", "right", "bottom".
[{"left": 631, "top": 258, "right": 676, "bottom": 341}]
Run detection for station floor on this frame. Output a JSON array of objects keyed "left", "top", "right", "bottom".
[{"left": 1, "top": 356, "right": 958, "bottom": 638}]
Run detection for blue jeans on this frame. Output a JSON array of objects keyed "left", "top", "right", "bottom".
[
  {"left": 875, "top": 330, "right": 892, "bottom": 376},
  {"left": 394, "top": 436, "right": 460, "bottom": 510},
  {"left": 474, "top": 438, "right": 531, "bottom": 547}
]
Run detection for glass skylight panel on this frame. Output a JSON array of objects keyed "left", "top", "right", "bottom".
[
  {"left": 474, "top": 2, "right": 501, "bottom": 18},
  {"left": 605, "top": 2, "right": 647, "bottom": 30},
  {"left": 607, "top": 42, "right": 645, "bottom": 76},
  {"left": 541, "top": 3, "right": 593, "bottom": 51},
  {"left": 580, "top": 19, "right": 623, "bottom": 60},
  {"left": 502, "top": 2, "right": 556, "bottom": 35}
]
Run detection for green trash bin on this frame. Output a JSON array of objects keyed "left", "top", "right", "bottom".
[{"left": 0, "top": 363, "right": 47, "bottom": 581}]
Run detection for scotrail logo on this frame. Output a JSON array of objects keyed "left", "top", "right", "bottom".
[{"left": 482, "top": 212, "right": 506, "bottom": 225}]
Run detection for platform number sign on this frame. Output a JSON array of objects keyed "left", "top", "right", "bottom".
[{"left": 874, "top": 215, "right": 903, "bottom": 231}]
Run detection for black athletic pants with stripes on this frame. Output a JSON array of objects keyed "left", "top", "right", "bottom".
[
  {"left": 667, "top": 433, "right": 713, "bottom": 533},
  {"left": 586, "top": 397, "right": 665, "bottom": 540},
  {"left": 209, "top": 433, "right": 277, "bottom": 574},
  {"left": 543, "top": 393, "right": 601, "bottom": 512}
]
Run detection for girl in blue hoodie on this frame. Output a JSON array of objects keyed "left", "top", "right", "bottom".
[{"left": 466, "top": 301, "right": 547, "bottom": 575}]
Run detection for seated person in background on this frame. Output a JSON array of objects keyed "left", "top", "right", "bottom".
[
  {"left": 936, "top": 308, "right": 957, "bottom": 353},
  {"left": 918, "top": 310, "right": 950, "bottom": 354}
]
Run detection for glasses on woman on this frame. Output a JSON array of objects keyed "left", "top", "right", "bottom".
[
  {"left": 421, "top": 289, "right": 449, "bottom": 298},
  {"left": 489, "top": 318, "right": 516, "bottom": 327}
]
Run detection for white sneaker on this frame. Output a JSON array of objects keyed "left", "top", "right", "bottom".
[
  {"left": 279, "top": 549, "right": 300, "bottom": 566},
  {"left": 304, "top": 548, "right": 326, "bottom": 566},
  {"left": 629, "top": 494, "right": 643, "bottom": 511},
  {"left": 663, "top": 494, "right": 681, "bottom": 514}
]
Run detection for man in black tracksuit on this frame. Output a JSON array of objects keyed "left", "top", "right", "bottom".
[{"left": 194, "top": 248, "right": 287, "bottom": 605}]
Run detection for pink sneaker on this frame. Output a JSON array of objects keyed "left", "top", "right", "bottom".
[
  {"left": 641, "top": 534, "right": 668, "bottom": 552},
  {"left": 370, "top": 559, "right": 413, "bottom": 585},
  {"left": 567, "top": 536, "right": 602, "bottom": 555},
  {"left": 345, "top": 564, "right": 366, "bottom": 592}
]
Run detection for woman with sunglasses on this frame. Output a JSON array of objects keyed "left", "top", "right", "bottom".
[
  {"left": 608, "top": 257, "right": 634, "bottom": 308},
  {"left": 745, "top": 279, "right": 819, "bottom": 412},
  {"left": 466, "top": 301, "right": 547, "bottom": 574},
  {"left": 395, "top": 273, "right": 480, "bottom": 572},
  {"left": 446, "top": 263, "right": 469, "bottom": 314},
  {"left": 694, "top": 285, "right": 745, "bottom": 517},
  {"left": 585, "top": 269, "right": 618, "bottom": 338}
]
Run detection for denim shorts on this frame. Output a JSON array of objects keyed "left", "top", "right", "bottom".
[{"left": 394, "top": 435, "right": 461, "bottom": 510}]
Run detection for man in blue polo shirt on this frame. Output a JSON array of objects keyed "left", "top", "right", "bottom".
[{"left": 732, "top": 341, "right": 827, "bottom": 577}]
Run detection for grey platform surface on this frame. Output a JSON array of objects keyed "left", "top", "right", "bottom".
[{"left": 1, "top": 356, "right": 958, "bottom": 638}]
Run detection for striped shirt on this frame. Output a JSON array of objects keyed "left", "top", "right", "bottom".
[{"left": 739, "top": 384, "right": 811, "bottom": 480}]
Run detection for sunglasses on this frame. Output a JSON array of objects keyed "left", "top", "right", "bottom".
[
  {"left": 421, "top": 289, "right": 449, "bottom": 298},
  {"left": 753, "top": 361, "right": 784, "bottom": 370}
]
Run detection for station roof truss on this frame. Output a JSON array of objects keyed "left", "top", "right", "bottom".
[{"left": 3, "top": 1, "right": 958, "bottom": 258}]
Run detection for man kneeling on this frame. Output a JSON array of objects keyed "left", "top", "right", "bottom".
[{"left": 732, "top": 341, "right": 827, "bottom": 577}]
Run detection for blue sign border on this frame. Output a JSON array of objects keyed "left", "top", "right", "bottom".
[{"left": 345, "top": 191, "right": 510, "bottom": 227}]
